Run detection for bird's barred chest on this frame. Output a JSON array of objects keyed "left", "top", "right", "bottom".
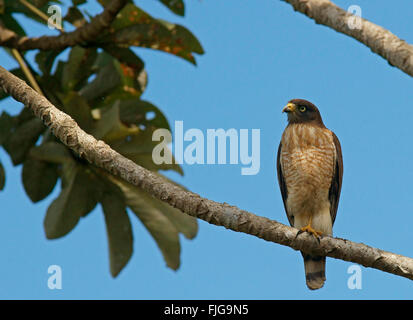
[{"left": 280, "top": 124, "right": 336, "bottom": 195}]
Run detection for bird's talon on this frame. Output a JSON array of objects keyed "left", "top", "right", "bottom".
[
  {"left": 295, "top": 229, "right": 304, "bottom": 239},
  {"left": 300, "top": 225, "right": 323, "bottom": 239}
]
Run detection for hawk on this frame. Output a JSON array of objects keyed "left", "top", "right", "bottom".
[{"left": 276, "top": 99, "right": 343, "bottom": 290}]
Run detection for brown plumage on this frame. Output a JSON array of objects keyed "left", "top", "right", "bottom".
[{"left": 277, "top": 99, "right": 343, "bottom": 290}]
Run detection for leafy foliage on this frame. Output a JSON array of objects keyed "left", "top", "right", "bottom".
[
  {"left": 0, "top": 0, "right": 203, "bottom": 277},
  {"left": 0, "top": 161, "right": 5, "bottom": 190},
  {"left": 160, "top": 0, "right": 185, "bottom": 16},
  {"left": 97, "top": 2, "right": 203, "bottom": 64},
  {"left": 0, "top": 1, "right": 62, "bottom": 34}
]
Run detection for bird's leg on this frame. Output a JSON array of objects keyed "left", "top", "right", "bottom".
[{"left": 299, "top": 216, "right": 323, "bottom": 239}]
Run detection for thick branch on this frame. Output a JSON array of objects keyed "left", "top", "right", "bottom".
[
  {"left": 282, "top": 0, "right": 413, "bottom": 77},
  {"left": 0, "top": 66, "right": 412, "bottom": 282},
  {"left": 0, "top": 0, "right": 128, "bottom": 51}
]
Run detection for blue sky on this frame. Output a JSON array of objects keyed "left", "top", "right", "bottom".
[{"left": 0, "top": 0, "right": 412, "bottom": 299}]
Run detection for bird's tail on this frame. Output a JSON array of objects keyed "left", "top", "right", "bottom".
[{"left": 302, "top": 253, "right": 326, "bottom": 290}]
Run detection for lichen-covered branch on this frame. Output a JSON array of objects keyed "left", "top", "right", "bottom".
[
  {"left": 0, "top": 0, "right": 128, "bottom": 51},
  {"left": 282, "top": 0, "right": 413, "bottom": 77},
  {"left": 0, "top": 65, "right": 412, "bottom": 281}
]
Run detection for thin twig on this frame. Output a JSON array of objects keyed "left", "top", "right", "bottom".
[{"left": 10, "top": 49, "right": 43, "bottom": 95}]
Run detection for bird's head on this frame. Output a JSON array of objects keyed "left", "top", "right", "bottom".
[{"left": 282, "top": 99, "right": 324, "bottom": 126}]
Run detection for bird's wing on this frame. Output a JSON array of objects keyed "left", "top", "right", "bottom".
[
  {"left": 277, "top": 142, "right": 293, "bottom": 226},
  {"left": 329, "top": 132, "right": 343, "bottom": 224}
]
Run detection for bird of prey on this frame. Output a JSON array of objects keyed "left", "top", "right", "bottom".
[{"left": 276, "top": 99, "right": 343, "bottom": 290}]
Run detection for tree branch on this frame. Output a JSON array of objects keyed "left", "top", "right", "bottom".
[
  {"left": 282, "top": 0, "right": 413, "bottom": 77},
  {"left": 0, "top": 65, "right": 412, "bottom": 282},
  {"left": 0, "top": 0, "right": 128, "bottom": 51}
]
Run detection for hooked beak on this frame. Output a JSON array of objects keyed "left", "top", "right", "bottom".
[{"left": 282, "top": 102, "right": 296, "bottom": 113}]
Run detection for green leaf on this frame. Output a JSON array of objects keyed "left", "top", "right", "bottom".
[
  {"left": 109, "top": 126, "right": 183, "bottom": 175},
  {"left": 35, "top": 50, "right": 61, "bottom": 76},
  {"left": 159, "top": 0, "right": 184, "bottom": 16},
  {"left": 113, "top": 176, "right": 181, "bottom": 270},
  {"left": 145, "top": 192, "right": 197, "bottom": 239},
  {"left": 32, "top": 0, "right": 59, "bottom": 6},
  {"left": 44, "top": 163, "right": 97, "bottom": 239},
  {"left": 80, "top": 50, "right": 148, "bottom": 103},
  {"left": 101, "top": 46, "right": 147, "bottom": 94},
  {"left": 102, "top": 46, "right": 144, "bottom": 71},
  {"left": 53, "top": 60, "right": 65, "bottom": 84},
  {"left": 0, "top": 89, "right": 7, "bottom": 101},
  {"left": 89, "top": 94, "right": 182, "bottom": 173},
  {"left": 3, "top": 117, "right": 45, "bottom": 165},
  {"left": 118, "top": 98, "right": 170, "bottom": 130},
  {"left": 0, "top": 161, "right": 5, "bottom": 190},
  {"left": 97, "top": 4, "right": 204, "bottom": 64},
  {"left": 4, "top": 0, "right": 61, "bottom": 26},
  {"left": 72, "top": 0, "right": 86, "bottom": 5},
  {"left": 22, "top": 157, "right": 58, "bottom": 202},
  {"left": 62, "top": 46, "right": 98, "bottom": 92},
  {"left": 149, "top": 173, "right": 197, "bottom": 239},
  {"left": 78, "top": 56, "right": 121, "bottom": 102},
  {"left": 29, "top": 141, "right": 72, "bottom": 164},
  {"left": 91, "top": 102, "right": 139, "bottom": 141},
  {"left": 0, "top": 111, "right": 14, "bottom": 145},
  {"left": 61, "top": 92, "right": 94, "bottom": 132},
  {"left": 93, "top": 96, "right": 180, "bottom": 173},
  {"left": 100, "top": 183, "right": 133, "bottom": 277},
  {"left": 64, "top": 6, "right": 87, "bottom": 27},
  {"left": 0, "top": 14, "right": 26, "bottom": 36},
  {"left": 15, "top": 106, "right": 36, "bottom": 125},
  {"left": 0, "top": 68, "right": 28, "bottom": 101},
  {"left": 38, "top": 74, "right": 63, "bottom": 107}
]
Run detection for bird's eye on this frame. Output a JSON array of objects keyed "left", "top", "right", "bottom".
[{"left": 299, "top": 106, "right": 306, "bottom": 112}]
